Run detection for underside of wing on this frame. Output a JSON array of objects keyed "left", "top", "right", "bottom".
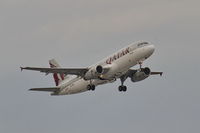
[
  {"left": 151, "top": 72, "right": 163, "bottom": 76},
  {"left": 21, "top": 67, "right": 88, "bottom": 77},
  {"left": 126, "top": 69, "right": 163, "bottom": 78},
  {"left": 29, "top": 87, "right": 60, "bottom": 92}
]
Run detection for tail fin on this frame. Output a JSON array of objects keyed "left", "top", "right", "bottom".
[{"left": 49, "top": 59, "right": 65, "bottom": 86}]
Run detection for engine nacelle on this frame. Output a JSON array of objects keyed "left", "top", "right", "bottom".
[
  {"left": 131, "top": 67, "right": 151, "bottom": 82},
  {"left": 96, "top": 65, "right": 103, "bottom": 74},
  {"left": 84, "top": 65, "right": 110, "bottom": 80}
]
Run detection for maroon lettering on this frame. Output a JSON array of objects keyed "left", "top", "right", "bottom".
[
  {"left": 106, "top": 47, "right": 130, "bottom": 64},
  {"left": 106, "top": 58, "right": 112, "bottom": 64},
  {"left": 113, "top": 55, "right": 117, "bottom": 60},
  {"left": 124, "top": 47, "right": 130, "bottom": 54},
  {"left": 117, "top": 53, "right": 120, "bottom": 58}
]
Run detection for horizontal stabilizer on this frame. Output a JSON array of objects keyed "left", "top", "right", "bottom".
[{"left": 29, "top": 87, "right": 60, "bottom": 92}]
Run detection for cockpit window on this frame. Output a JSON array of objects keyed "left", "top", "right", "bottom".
[
  {"left": 142, "top": 42, "right": 148, "bottom": 44},
  {"left": 137, "top": 42, "right": 148, "bottom": 47}
]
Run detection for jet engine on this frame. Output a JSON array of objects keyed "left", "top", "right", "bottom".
[
  {"left": 131, "top": 67, "right": 151, "bottom": 82},
  {"left": 84, "top": 65, "right": 111, "bottom": 80}
]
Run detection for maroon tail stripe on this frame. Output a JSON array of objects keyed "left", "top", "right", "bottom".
[
  {"left": 61, "top": 74, "right": 65, "bottom": 80},
  {"left": 53, "top": 73, "right": 59, "bottom": 86}
]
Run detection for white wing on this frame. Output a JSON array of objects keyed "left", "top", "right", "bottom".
[{"left": 21, "top": 67, "right": 88, "bottom": 77}]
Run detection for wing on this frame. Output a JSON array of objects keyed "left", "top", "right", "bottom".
[
  {"left": 126, "top": 69, "right": 163, "bottom": 77},
  {"left": 29, "top": 87, "right": 60, "bottom": 92},
  {"left": 151, "top": 72, "right": 163, "bottom": 76},
  {"left": 21, "top": 67, "right": 88, "bottom": 76}
]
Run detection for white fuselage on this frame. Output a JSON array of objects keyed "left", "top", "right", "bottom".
[{"left": 52, "top": 41, "right": 155, "bottom": 95}]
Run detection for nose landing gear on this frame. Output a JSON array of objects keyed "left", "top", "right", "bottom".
[{"left": 138, "top": 61, "right": 143, "bottom": 69}]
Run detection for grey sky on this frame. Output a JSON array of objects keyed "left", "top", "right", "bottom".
[{"left": 0, "top": 0, "right": 200, "bottom": 133}]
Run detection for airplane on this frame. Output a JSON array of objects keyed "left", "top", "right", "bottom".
[{"left": 21, "top": 41, "right": 163, "bottom": 96}]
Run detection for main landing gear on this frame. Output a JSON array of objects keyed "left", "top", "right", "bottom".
[
  {"left": 118, "top": 75, "right": 128, "bottom": 92},
  {"left": 87, "top": 84, "right": 95, "bottom": 91},
  {"left": 87, "top": 80, "right": 95, "bottom": 91},
  {"left": 118, "top": 85, "right": 127, "bottom": 92}
]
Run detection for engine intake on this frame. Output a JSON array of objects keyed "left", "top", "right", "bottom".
[
  {"left": 142, "top": 67, "right": 151, "bottom": 75},
  {"left": 96, "top": 65, "right": 103, "bottom": 74},
  {"left": 84, "top": 65, "right": 111, "bottom": 80}
]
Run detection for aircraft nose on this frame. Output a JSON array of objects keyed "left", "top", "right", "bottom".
[{"left": 149, "top": 44, "right": 155, "bottom": 54}]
